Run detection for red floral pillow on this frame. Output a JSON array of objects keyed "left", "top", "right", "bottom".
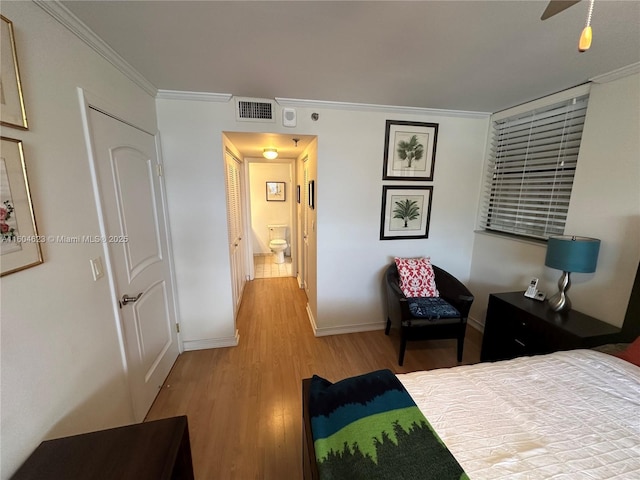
[
  {"left": 394, "top": 257, "right": 439, "bottom": 298},
  {"left": 615, "top": 336, "right": 640, "bottom": 368}
]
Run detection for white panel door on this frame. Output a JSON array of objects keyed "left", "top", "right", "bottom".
[{"left": 89, "top": 108, "right": 179, "bottom": 421}]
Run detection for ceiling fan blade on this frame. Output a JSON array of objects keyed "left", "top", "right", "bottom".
[{"left": 541, "top": 0, "right": 582, "bottom": 20}]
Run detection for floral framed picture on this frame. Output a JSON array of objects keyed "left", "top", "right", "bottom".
[
  {"left": 266, "top": 181, "right": 285, "bottom": 201},
  {"left": 1, "top": 137, "right": 42, "bottom": 275},
  {"left": 1, "top": 15, "right": 28, "bottom": 130},
  {"left": 379, "top": 185, "right": 433, "bottom": 240},
  {"left": 382, "top": 120, "right": 438, "bottom": 180}
]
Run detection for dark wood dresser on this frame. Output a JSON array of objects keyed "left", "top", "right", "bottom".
[
  {"left": 481, "top": 291, "right": 623, "bottom": 362},
  {"left": 12, "top": 415, "right": 194, "bottom": 480}
]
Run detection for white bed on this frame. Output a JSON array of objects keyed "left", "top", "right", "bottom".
[{"left": 398, "top": 349, "right": 640, "bottom": 479}]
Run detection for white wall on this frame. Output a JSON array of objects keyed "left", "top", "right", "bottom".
[
  {"left": 156, "top": 100, "right": 237, "bottom": 348},
  {"left": 157, "top": 97, "right": 489, "bottom": 339},
  {"left": 314, "top": 110, "right": 489, "bottom": 333},
  {"left": 469, "top": 73, "right": 640, "bottom": 328},
  {"left": 248, "top": 162, "right": 293, "bottom": 255},
  {"left": 0, "top": 3, "right": 157, "bottom": 478}
]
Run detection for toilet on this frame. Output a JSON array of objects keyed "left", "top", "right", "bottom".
[{"left": 268, "top": 224, "right": 288, "bottom": 264}]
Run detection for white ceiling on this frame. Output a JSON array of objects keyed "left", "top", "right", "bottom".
[
  {"left": 57, "top": 0, "right": 640, "bottom": 155},
  {"left": 223, "top": 131, "right": 316, "bottom": 159}
]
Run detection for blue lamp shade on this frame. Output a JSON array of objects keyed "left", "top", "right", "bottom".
[{"left": 545, "top": 236, "right": 600, "bottom": 273}]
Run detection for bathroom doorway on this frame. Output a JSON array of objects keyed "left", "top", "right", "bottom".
[
  {"left": 247, "top": 160, "right": 295, "bottom": 279},
  {"left": 222, "top": 131, "right": 318, "bottom": 333}
]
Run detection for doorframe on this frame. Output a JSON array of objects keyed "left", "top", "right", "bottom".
[
  {"left": 76, "top": 88, "right": 183, "bottom": 414},
  {"left": 242, "top": 156, "right": 298, "bottom": 281}
]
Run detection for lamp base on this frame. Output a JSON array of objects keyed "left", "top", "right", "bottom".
[{"left": 548, "top": 271, "right": 571, "bottom": 312}]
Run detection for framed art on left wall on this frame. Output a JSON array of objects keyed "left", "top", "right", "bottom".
[
  {"left": 1, "top": 137, "right": 42, "bottom": 275},
  {"left": 1, "top": 15, "right": 28, "bottom": 130}
]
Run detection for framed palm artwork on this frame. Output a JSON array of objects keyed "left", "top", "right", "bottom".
[
  {"left": 382, "top": 120, "right": 438, "bottom": 180},
  {"left": 379, "top": 185, "right": 433, "bottom": 240}
]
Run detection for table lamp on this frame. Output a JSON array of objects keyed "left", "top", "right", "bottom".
[{"left": 545, "top": 235, "right": 600, "bottom": 312}]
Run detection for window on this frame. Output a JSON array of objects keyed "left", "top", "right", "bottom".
[{"left": 479, "top": 86, "right": 590, "bottom": 240}]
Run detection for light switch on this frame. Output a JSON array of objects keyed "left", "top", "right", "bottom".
[{"left": 90, "top": 257, "right": 104, "bottom": 281}]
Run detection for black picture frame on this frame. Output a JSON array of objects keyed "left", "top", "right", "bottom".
[
  {"left": 379, "top": 185, "right": 433, "bottom": 240},
  {"left": 382, "top": 120, "right": 438, "bottom": 181},
  {"left": 266, "top": 181, "right": 286, "bottom": 202},
  {"left": 308, "top": 180, "right": 315, "bottom": 210}
]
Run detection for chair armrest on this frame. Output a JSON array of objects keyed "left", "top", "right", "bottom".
[
  {"left": 385, "top": 264, "right": 413, "bottom": 323},
  {"left": 433, "top": 266, "right": 474, "bottom": 318},
  {"left": 388, "top": 277, "right": 407, "bottom": 302}
]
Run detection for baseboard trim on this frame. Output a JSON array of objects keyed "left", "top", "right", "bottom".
[
  {"left": 468, "top": 315, "right": 485, "bottom": 333},
  {"left": 314, "top": 322, "right": 386, "bottom": 337},
  {"left": 182, "top": 330, "right": 240, "bottom": 351},
  {"left": 307, "top": 311, "right": 484, "bottom": 338},
  {"left": 306, "top": 303, "right": 318, "bottom": 333},
  {"left": 305, "top": 305, "right": 386, "bottom": 336}
]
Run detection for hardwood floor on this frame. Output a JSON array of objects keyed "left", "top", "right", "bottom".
[{"left": 146, "top": 277, "right": 482, "bottom": 479}]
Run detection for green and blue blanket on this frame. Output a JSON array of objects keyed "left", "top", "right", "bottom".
[{"left": 309, "top": 369, "right": 468, "bottom": 480}]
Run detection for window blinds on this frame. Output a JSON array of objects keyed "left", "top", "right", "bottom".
[{"left": 479, "top": 93, "right": 589, "bottom": 240}]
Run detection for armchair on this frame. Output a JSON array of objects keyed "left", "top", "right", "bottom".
[{"left": 384, "top": 262, "right": 474, "bottom": 366}]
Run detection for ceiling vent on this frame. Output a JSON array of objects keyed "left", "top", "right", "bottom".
[{"left": 235, "top": 97, "right": 275, "bottom": 123}]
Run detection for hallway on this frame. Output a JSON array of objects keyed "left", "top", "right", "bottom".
[{"left": 146, "top": 277, "right": 481, "bottom": 479}]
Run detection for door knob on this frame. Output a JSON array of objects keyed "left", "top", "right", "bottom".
[{"left": 119, "top": 292, "right": 143, "bottom": 309}]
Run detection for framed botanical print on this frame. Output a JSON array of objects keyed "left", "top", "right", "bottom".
[
  {"left": 383, "top": 120, "right": 438, "bottom": 180},
  {"left": 379, "top": 185, "right": 433, "bottom": 240}
]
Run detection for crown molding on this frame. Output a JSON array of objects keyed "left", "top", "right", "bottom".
[
  {"left": 156, "top": 90, "right": 232, "bottom": 102},
  {"left": 34, "top": 0, "right": 157, "bottom": 97},
  {"left": 590, "top": 62, "right": 640, "bottom": 84},
  {"left": 275, "top": 97, "right": 490, "bottom": 119}
]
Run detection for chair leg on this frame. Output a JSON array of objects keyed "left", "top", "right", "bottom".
[
  {"left": 399, "top": 336, "right": 407, "bottom": 366},
  {"left": 385, "top": 318, "right": 391, "bottom": 335},
  {"left": 457, "top": 330, "right": 465, "bottom": 363}
]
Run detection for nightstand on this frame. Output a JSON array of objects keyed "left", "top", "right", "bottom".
[
  {"left": 12, "top": 416, "right": 194, "bottom": 480},
  {"left": 481, "top": 291, "right": 622, "bottom": 362}
]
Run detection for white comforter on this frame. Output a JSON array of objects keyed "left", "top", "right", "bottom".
[{"left": 398, "top": 350, "right": 640, "bottom": 479}]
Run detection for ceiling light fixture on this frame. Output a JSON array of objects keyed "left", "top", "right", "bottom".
[
  {"left": 579, "top": 0, "right": 595, "bottom": 52},
  {"left": 263, "top": 148, "right": 278, "bottom": 160}
]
